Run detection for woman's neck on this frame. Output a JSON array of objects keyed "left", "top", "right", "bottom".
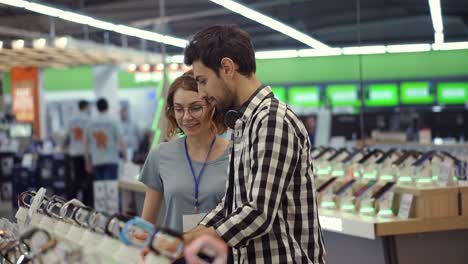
[{"left": 186, "top": 133, "right": 216, "bottom": 154}]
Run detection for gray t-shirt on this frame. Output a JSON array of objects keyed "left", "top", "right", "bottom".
[
  {"left": 86, "top": 114, "right": 122, "bottom": 165},
  {"left": 67, "top": 112, "right": 90, "bottom": 156},
  {"left": 139, "top": 137, "right": 229, "bottom": 232}
]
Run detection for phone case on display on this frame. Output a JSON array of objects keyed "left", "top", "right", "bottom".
[
  {"left": 392, "top": 152, "right": 412, "bottom": 166},
  {"left": 412, "top": 151, "right": 434, "bottom": 167},
  {"left": 327, "top": 149, "right": 348, "bottom": 162},
  {"left": 353, "top": 180, "right": 378, "bottom": 198},
  {"left": 375, "top": 148, "right": 397, "bottom": 164},
  {"left": 357, "top": 150, "right": 382, "bottom": 164},
  {"left": 314, "top": 148, "right": 334, "bottom": 160},
  {"left": 371, "top": 182, "right": 396, "bottom": 200},
  {"left": 341, "top": 149, "right": 362, "bottom": 164},
  {"left": 317, "top": 177, "right": 337, "bottom": 193},
  {"left": 334, "top": 179, "right": 356, "bottom": 196}
]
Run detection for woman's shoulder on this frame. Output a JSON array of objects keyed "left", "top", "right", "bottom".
[
  {"left": 217, "top": 137, "right": 231, "bottom": 161},
  {"left": 149, "top": 137, "right": 184, "bottom": 158}
]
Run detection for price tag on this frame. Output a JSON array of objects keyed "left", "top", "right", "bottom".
[{"left": 398, "top": 193, "right": 413, "bottom": 219}]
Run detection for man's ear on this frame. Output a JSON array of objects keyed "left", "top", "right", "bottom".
[{"left": 220, "top": 57, "right": 236, "bottom": 79}]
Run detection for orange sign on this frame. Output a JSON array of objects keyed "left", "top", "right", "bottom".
[{"left": 10, "top": 67, "right": 40, "bottom": 138}]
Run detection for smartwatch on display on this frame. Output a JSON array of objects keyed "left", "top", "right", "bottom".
[
  {"left": 105, "top": 214, "right": 133, "bottom": 238},
  {"left": 149, "top": 227, "right": 184, "bottom": 260},
  {"left": 45, "top": 196, "right": 67, "bottom": 219},
  {"left": 18, "top": 191, "right": 36, "bottom": 208},
  {"left": 119, "top": 217, "right": 154, "bottom": 248},
  {"left": 59, "top": 199, "right": 85, "bottom": 223},
  {"left": 72, "top": 206, "right": 94, "bottom": 228},
  {"left": 88, "top": 211, "right": 111, "bottom": 234}
]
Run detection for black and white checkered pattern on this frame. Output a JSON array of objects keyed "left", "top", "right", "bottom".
[{"left": 200, "top": 86, "right": 326, "bottom": 263}]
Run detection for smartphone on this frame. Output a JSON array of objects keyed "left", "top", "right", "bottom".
[
  {"left": 392, "top": 151, "right": 412, "bottom": 166},
  {"left": 334, "top": 179, "right": 356, "bottom": 196},
  {"left": 412, "top": 151, "right": 434, "bottom": 167},
  {"left": 371, "top": 182, "right": 396, "bottom": 200},
  {"left": 375, "top": 148, "right": 397, "bottom": 164},
  {"left": 341, "top": 149, "right": 362, "bottom": 164},
  {"left": 357, "top": 150, "right": 382, "bottom": 164},
  {"left": 316, "top": 177, "right": 338, "bottom": 193},
  {"left": 353, "top": 180, "right": 377, "bottom": 197},
  {"left": 327, "top": 149, "right": 348, "bottom": 162},
  {"left": 313, "top": 148, "right": 334, "bottom": 160}
]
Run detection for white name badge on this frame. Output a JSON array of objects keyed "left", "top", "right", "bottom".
[{"left": 183, "top": 213, "right": 207, "bottom": 232}]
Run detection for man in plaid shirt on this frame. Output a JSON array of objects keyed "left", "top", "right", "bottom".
[{"left": 183, "top": 25, "right": 326, "bottom": 263}]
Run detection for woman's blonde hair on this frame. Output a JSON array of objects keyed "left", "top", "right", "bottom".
[{"left": 165, "top": 70, "right": 226, "bottom": 137}]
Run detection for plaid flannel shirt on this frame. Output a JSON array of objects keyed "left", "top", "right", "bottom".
[{"left": 200, "top": 86, "right": 326, "bottom": 263}]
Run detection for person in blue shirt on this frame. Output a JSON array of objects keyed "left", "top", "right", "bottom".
[
  {"left": 66, "top": 100, "right": 92, "bottom": 205},
  {"left": 85, "top": 98, "right": 127, "bottom": 181}
]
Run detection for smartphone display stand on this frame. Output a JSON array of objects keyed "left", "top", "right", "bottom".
[
  {"left": 376, "top": 192, "right": 395, "bottom": 218},
  {"left": 319, "top": 189, "right": 336, "bottom": 210}
]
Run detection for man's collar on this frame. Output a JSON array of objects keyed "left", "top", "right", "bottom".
[{"left": 238, "top": 85, "right": 272, "bottom": 122}]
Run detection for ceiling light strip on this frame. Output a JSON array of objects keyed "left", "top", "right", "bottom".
[
  {"left": 428, "top": 0, "right": 444, "bottom": 45},
  {"left": 209, "top": 0, "right": 329, "bottom": 49},
  {"left": 0, "top": 0, "right": 187, "bottom": 48}
]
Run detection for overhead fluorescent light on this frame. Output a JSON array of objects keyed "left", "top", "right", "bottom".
[
  {"left": 0, "top": 0, "right": 27, "bottom": 8},
  {"left": 12, "top": 39, "right": 25, "bottom": 50},
  {"left": 342, "top": 45, "right": 386, "bottom": 55},
  {"left": 0, "top": 0, "right": 187, "bottom": 48},
  {"left": 33, "top": 38, "right": 47, "bottom": 49},
  {"left": 386, "top": 44, "right": 431, "bottom": 53},
  {"left": 433, "top": 41, "right": 468, "bottom": 51},
  {"left": 434, "top": 32, "right": 444, "bottom": 45},
  {"left": 209, "top": 0, "right": 329, "bottom": 49},
  {"left": 87, "top": 19, "right": 116, "bottom": 32},
  {"left": 298, "top": 48, "right": 342, "bottom": 57},
  {"left": 24, "top": 2, "right": 62, "bottom": 17},
  {"left": 428, "top": 0, "right": 443, "bottom": 32},
  {"left": 59, "top": 11, "right": 94, "bottom": 25},
  {"left": 255, "top": 50, "right": 298, "bottom": 59}
]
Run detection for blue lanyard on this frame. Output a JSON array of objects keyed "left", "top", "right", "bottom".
[{"left": 184, "top": 136, "right": 216, "bottom": 213}]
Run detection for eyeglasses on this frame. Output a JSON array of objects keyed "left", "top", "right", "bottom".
[
  {"left": 172, "top": 104, "right": 206, "bottom": 119},
  {"left": 149, "top": 227, "right": 184, "bottom": 260}
]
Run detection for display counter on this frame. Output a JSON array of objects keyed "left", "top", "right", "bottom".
[{"left": 320, "top": 185, "right": 468, "bottom": 264}]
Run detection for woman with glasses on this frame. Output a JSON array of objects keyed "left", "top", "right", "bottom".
[{"left": 139, "top": 70, "right": 229, "bottom": 234}]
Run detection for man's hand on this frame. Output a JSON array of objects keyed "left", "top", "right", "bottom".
[
  {"left": 184, "top": 226, "right": 220, "bottom": 245},
  {"left": 185, "top": 235, "right": 228, "bottom": 264}
]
